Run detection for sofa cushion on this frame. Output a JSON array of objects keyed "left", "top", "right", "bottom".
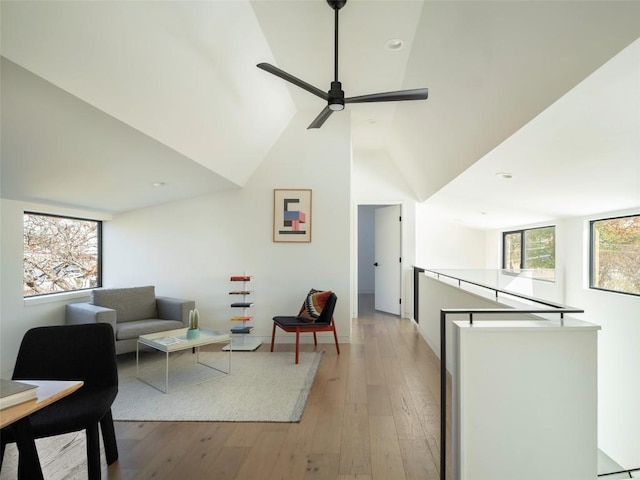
[
  {"left": 92, "top": 286, "right": 158, "bottom": 323},
  {"left": 116, "top": 319, "right": 184, "bottom": 340}
]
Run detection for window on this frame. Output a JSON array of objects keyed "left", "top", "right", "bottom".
[
  {"left": 503, "top": 226, "right": 555, "bottom": 280},
  {"left": 590, "top": 214, "right": 640, "bottom": 296},
  {"left": 23, "top": 212, "right": 102, "bottom": 297}
]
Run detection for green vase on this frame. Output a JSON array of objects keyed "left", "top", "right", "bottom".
[{"left": 186, "top": 328, "right": 200, "bottom": 340}]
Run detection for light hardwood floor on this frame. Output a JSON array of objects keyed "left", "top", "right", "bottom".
[{"left": 108, "top": 295, "right": 444, "bottom": 480}]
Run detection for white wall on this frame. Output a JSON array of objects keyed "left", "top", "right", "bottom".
[
  {"left": 352, "top": 149, "right": 417, "bottom": 318},
  {"left": 0, "top": 200, "right": 112, "bottom": 377},
  {"left": 484, "top": 209, "right": 640, "bottom": 467},
  {"left": 0, "top": 112, "right": 352, "bottom": 374},
  {"left": 561, "top": 211, "right": 640, "bottom": 468},
  {"left": 102, "top": 111, "right": 352, "bottom": 346},
  {"left": 415, "top": 202, "right": 488, "bottom": 270}
]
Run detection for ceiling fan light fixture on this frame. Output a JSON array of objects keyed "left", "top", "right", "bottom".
[{"left": 328, "top": 80, "right": 345, "bottom": 111}]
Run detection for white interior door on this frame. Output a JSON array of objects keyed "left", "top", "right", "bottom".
[{"left": 374, "top": 205, "right": 401, "bottom": 315}]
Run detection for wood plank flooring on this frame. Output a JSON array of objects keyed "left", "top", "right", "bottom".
[{"left": 108, "top": 295, "right": 445, "bottom": 480}]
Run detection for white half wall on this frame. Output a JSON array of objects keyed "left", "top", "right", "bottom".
[{"left": 484, "top": 209, "right": 640, "bottom": 468}]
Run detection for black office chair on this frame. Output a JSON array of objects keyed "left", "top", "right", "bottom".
[
  {"left": 271, "top": 291, "right": 339, "bottom": 364},
  {"left": 0, "top": 323, "right": 119, "bottom": 479}
]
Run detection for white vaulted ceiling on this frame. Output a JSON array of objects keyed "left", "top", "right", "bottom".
[{"left": 1, "top": 1, "right": 640, "bottom": 223}]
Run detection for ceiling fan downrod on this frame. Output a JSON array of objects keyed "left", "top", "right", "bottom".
[{"left": 328, "top": 0, "right": 346, "bottom": 111}]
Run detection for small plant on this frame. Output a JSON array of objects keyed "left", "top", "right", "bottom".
[{"left": 188, "top": 309, "right": 200, "bottom": 330}]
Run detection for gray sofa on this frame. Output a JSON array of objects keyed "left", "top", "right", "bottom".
[{"left": 65, "top": 286, "right": 195, "bottom": 355}]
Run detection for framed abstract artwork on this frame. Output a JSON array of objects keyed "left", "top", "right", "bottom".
[{"left": 273, "top": 189, "right": 312, "bottom": 242}]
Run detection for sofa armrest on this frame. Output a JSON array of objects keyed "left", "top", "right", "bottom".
[
  {"left": 65, "top": 303, "right": 117, "bottom": 333},
  {"left": 156, "top": 297, "right": 195, "bottom": 326}
]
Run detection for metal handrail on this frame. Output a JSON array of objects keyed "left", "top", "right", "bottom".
[
  {"left": 598, "top": 467, "right": 640, "bottom": 477},
  {"left": 422, "top": 267, "right": 575, "bottom": 311}
]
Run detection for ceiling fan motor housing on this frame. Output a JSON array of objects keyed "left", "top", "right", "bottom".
[{"left": 328, "top": 81, "right": 345, "bottom": 111}]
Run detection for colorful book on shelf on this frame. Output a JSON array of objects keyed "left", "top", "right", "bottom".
[
  {"left": 231, "top": 326, "right": 254, "bottom": 334},
  {"left": 230, "top": 316, "right": 253, "bottom": 321},
  {"left": 230, "top": 302, "right": 253, "bottom": 308},
  {"left": 229, "top": 291, "right": 251, "bottom": 295},
  {"left": 230, "top": 275, "right": 252, "bottom": 281},
  {"left": 0, "top": 378, "right": 38, "bottom": 410}
]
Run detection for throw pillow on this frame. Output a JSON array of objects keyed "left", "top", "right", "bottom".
[
  {"left": 297, "top": 288, "right": 320, "bottom": 317},
  {"left": 297, "top": 289, "right": 332, "bottom": 323}
]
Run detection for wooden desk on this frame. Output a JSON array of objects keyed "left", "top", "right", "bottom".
[{"left": 0, "top": 380, "right": 83, "bottom": 480}]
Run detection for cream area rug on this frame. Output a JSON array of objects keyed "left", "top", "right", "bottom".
[{"left": 113, "top": 349, "right": 322, "bottom": 422}]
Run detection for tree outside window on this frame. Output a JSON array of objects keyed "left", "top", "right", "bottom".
[
  {"left": 23, "top": 213, "right": 102, "bottom": 297},
  {"left": 503, "top": 226, "right": 555, "bottom": 281},
  {"left": 591, "top": 214, "right": 640, "bottom": 296}
]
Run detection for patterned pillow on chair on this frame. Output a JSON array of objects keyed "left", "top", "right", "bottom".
[{"left": 297, "top": 289, "right": 332, "bottom": 323}]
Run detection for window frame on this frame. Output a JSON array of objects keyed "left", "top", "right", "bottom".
[
  {"left": 23, "top": 211, "right": 103, "bottom": 298},
  {"left": 589, "top": 213, "right": 640, "bottom": 297},
  {"left": 502, "top": 225, "right": 556, "bottom": 278}
]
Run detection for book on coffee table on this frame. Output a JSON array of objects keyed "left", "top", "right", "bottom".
[
  {"left": 0, "top": 378, "right": 38, "bottom": 410},
  {"left": 154, "top": 337, "right": 186, "bottom": 346}
]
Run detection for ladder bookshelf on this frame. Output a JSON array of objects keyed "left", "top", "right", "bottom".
[{"left": 223, "top": 275, "right": 261, "bottom": 351}]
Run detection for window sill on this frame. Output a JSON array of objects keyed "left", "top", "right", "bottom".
[{"left": 24, "top": 290, "right": 92, "bottom": 307}]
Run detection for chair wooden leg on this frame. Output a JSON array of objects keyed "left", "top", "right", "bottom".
[
  {"left": 100, "top": 410, "right": 118, "bottom": 465},
  {"left": 86, "top": 423, "right": 101, "bottom": 480},
  {"left": 332, "top": 326, "right": 340, "bottom": 355},
  {"left": 295, "top": 329, "right": 300, "bottom": 364},
  {"left": 270, "top": 322, "right": 277, "bottom": 352},
  {"left": 313, "top": 332, "right": 318, "bottom": 346}
]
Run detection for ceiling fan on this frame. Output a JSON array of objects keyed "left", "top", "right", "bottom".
[{"left": 257, "top": 0, "right": 429, "bottom": 129}]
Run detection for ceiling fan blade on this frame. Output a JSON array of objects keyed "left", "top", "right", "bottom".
[
  {"left": 345, "top": 88, "right": 429, "bottom": 104},
  {"left": 257, "top": 63, "right": 328, "bottom": 101},
  {"left": 307, "top": 106, "right": 334, "bottom": 129}
]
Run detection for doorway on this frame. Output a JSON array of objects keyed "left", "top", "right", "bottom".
[{"left": 357, "top": 204, "right": 402, "bottom": 316}]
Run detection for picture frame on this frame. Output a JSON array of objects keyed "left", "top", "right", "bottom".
[{"left": 273, "top": 189, "right": 312, "bottom": 243}]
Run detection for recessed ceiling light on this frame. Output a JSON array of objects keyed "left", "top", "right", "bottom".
[
  {"left": 496, "top": 172, "right": 513, "bottom": 179},
  {"left": 385, "top": 38, "right": 404, "bottom": 50},
  {"left": 152, "top": 182, "right": 166, "bottom": 187}
]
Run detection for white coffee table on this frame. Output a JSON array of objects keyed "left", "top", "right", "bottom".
[{"left": 136, "top": 327, "right": 231, "bottom": 393}]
